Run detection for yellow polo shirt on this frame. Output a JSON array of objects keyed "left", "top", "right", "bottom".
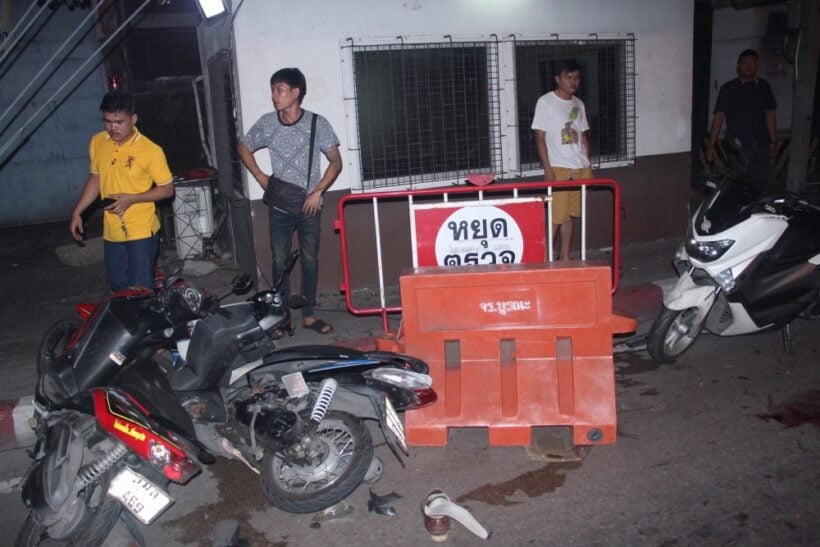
[{"left": 89, "top": 129, "right": 173, "bottom": 242}]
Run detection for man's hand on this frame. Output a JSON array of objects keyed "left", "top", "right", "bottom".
[
  {"left": 303, "top": 191, "right": 322, "bottom": 216},
  {"left": 544, "top": 167, "right": 555, "bottom": 181},
  {"left": 255, "top": 172, "right": 269, "bottom": 189},
  {"left": 105, "top": 194, "right": 135, "bottom": 216},
  {"left": 706, "top": 145, "right": 717, "bottom": 162},
  {"left": 69, "top": 214, "right": 84, "bottom": 241}
]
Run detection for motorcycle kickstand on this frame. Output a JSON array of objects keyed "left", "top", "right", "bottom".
[{"left": 782, "top": 323, "right": 794, "bottom": 354}]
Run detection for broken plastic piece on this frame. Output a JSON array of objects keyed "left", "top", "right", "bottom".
[
  {"left": 312, "top": 501, "right": 354, "bottom": 523},
  {"left": 368, "top": 488, "right": 402, "bottom": 517},
  {"left": 363, "top": 455, "right": 384, "bottom": 483},
  {"left": 212, "top": 519, "right": 248, "bottom": 547}
]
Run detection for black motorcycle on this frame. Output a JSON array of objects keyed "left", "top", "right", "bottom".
[{"left": 19, "top": 255, "right": 436, "bottom": 545}]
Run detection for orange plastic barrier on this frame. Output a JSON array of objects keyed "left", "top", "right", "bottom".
[{"left": 378, "top": 261, "right": 636, "bottom": 447}]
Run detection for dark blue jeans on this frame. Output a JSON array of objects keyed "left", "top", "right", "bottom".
[
  {"left": 269, "top": 206, "right": 321, "bottom": 318},
  {"left": 104, "top": 234, "right": 158, "bottom": 292}
]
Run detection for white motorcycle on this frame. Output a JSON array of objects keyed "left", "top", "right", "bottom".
[{"left": 647, "top": 175, "right": 820, "bottom": 363}]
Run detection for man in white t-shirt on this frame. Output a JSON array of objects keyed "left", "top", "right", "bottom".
[{"left": 531, "top": 59, "right": 592, "bottom": 261}]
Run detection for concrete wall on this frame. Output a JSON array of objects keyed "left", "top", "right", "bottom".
[
  {"left": 232, "top": 0, "right": 694, "bottom": 292},
  {"left": 0, "top": 0, "right": 105, "bottom": 227},
  {"left": 233, "top": 0, "right": 694, "bottom": 196}
]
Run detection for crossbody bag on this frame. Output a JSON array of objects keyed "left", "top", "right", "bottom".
[{"left": 262, "top": 113, "right": 317, "bottom": 215}]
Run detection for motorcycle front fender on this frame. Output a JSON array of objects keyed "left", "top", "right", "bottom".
[{"left": 664, "top": 272, "right": 717, "bottom": 312}]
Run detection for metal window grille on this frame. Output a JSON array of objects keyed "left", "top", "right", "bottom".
[
  {"left": 350, "top": 41, "right": 502, "bottom": 190},
  {"left": 515, "top": 36, "right": 636, "bottom": 171}
]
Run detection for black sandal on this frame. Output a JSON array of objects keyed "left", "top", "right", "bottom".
[{"left": 303, "top": 318, "right": 333, "bottom": 334}]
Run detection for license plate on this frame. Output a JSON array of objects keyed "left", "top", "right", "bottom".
[
  {"left": 383, "top": 395, "right": 407, "bottom": 454},
  {"left": 107, "top": 467, "right": 173, "bottom": 524}
]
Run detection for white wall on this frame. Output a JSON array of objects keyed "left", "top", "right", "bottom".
[{"left": 232, "top": 0, "right": 693, "bottom": 197}]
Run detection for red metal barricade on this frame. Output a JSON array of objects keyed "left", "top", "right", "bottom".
[{"left": 334, "top": 178, "right": 623, "bottom": 331}]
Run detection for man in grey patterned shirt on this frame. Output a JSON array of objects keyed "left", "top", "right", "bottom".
[{"left": 238, "top": 67, "right": 342, "bottom": 334}]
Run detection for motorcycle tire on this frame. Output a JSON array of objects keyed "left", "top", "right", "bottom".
[
  {"left": 14, "top": 474, "right": 122, "bottom": 547},
  {"left": 36, "top": 317, "right": 82, "bottom": 377},
  {"left": 647, "top": 305, "right": 707, "bottom": 364},
  {"left": 261, "top": 411, "right": 373, "bottom": 513}
]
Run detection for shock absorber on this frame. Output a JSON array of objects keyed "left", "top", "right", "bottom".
[
  {"left": 75, "top": 441, "right": 128, "bottom": 490},
  {"left": 310, "top": 378, "right": 338, "bottom": 424}
]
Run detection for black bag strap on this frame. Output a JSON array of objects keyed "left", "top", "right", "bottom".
[{"left": 306, "top": 113, "right": 317, "bottom": 189}]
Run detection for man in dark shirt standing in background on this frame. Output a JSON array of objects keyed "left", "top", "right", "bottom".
[{"left": 706, "top": 49, "right": 777, "bottom": 187}]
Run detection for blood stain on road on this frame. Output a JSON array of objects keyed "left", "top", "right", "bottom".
[
  {"left": 757, "top": 390, "right": 820, "bottom": 428},
  {"left": 162, "top": 459, "right": 282, "bottom": 546},
  {"left": 455, "top": 462, "right": 583, "bottom": 507}
]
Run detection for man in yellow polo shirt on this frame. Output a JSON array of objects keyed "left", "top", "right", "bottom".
[{"left": 69, "top": 91, "right": 174, "bottom": 291}]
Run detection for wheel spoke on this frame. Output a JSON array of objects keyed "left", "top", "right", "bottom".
[{"left": 270, "top": 420, "right": 359, "bottom": 495}]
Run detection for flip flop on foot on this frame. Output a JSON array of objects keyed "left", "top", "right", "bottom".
[{"left": 303, "top": 317, "right": 333, "bottom": 334}]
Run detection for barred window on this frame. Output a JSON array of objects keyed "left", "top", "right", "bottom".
[
  {"left": 515, "top": 37, "right": 636, "bottom": 170},
  {"left": 350, "top": 42, "right": 502, "bottom": 190},
  {"left": 346, "top": 35, "right": 634, "bottom": 191}
]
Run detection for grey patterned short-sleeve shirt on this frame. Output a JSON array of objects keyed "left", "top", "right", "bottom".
[{"left": 241, "top": 109, "right": 340, "bottom": 191}]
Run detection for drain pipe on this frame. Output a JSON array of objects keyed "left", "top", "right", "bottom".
[
  {"left": 192, "top": 75, "right": 213, "bottom": 166},
  {"left": 0, "top": 0, "right": 153, "bottom": 166}
]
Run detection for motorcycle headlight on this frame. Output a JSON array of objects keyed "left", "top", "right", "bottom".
[
  {"left": 363, "top": 367, "right": 433, "bottom": 390},
  {"left": 684, "top": 238, "right": 734, "bottom": 262}
]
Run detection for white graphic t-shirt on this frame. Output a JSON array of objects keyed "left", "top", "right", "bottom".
[{"left": 531, "top": 91, "right": 590, "bottom": 169}]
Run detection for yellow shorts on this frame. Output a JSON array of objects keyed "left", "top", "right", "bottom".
[{"left": 549, "top": 166, "right": 593, "bottom": 225}]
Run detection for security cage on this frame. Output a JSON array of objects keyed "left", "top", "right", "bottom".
[{"left": 350, "top": 40, "right": 502, "bottom": 190}]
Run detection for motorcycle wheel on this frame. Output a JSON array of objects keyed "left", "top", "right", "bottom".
[
  {"left": 647, "top": 305, "right": 708, "bottom": 364},
  {"left": 261, "top": 411, "right": 373, "bottom": 513},
  {"left": 15, "top": 474, "right": 122, "bottom": 547},
  {"left": 36, "top": 317, "right": 82, "bottom": 377}
]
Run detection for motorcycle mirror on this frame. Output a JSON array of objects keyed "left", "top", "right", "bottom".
[
  {"left": 289, "top": 294, "right": 308, "bottom": 309},
  {"left": 163, "top": 269, "right": 183, "bottom": 289},
  {"left": 231, "top": 273, "right": 253, "bottom": 295}
]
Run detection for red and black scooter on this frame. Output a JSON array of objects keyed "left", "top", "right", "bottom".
[{"left": 18, "top": 253, "right": 436, "bottom": 546}]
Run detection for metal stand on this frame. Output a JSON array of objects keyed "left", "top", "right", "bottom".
[{"left": 782, "top": 323, "right": 794, "bottom": 354}]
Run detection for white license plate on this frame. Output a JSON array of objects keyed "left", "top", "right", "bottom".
[
  {"left": 107, "top": 467, "right": 173, "bottom": 525},
  {"left": 383, "top": 395, "right": 408, "bottom": 454}
]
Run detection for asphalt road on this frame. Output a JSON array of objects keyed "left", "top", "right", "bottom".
[
  {"left": 1, "top": 221, "right": 818, "bottom": 545},
  {"left": 2, "top": 320, "right": 819, "bottom": 546}
]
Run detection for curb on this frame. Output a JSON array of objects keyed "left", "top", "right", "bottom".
[{"left": 0, "top": 396, "right": 36, "bottom": 451}]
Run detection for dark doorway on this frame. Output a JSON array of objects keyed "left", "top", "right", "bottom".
[{"left": 691, "top": 1, "right": 714, "bottom": 192}]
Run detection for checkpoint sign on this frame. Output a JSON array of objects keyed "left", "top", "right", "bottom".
[{"left": 413, "top": 198, "right": 545, "bottom": 267}]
